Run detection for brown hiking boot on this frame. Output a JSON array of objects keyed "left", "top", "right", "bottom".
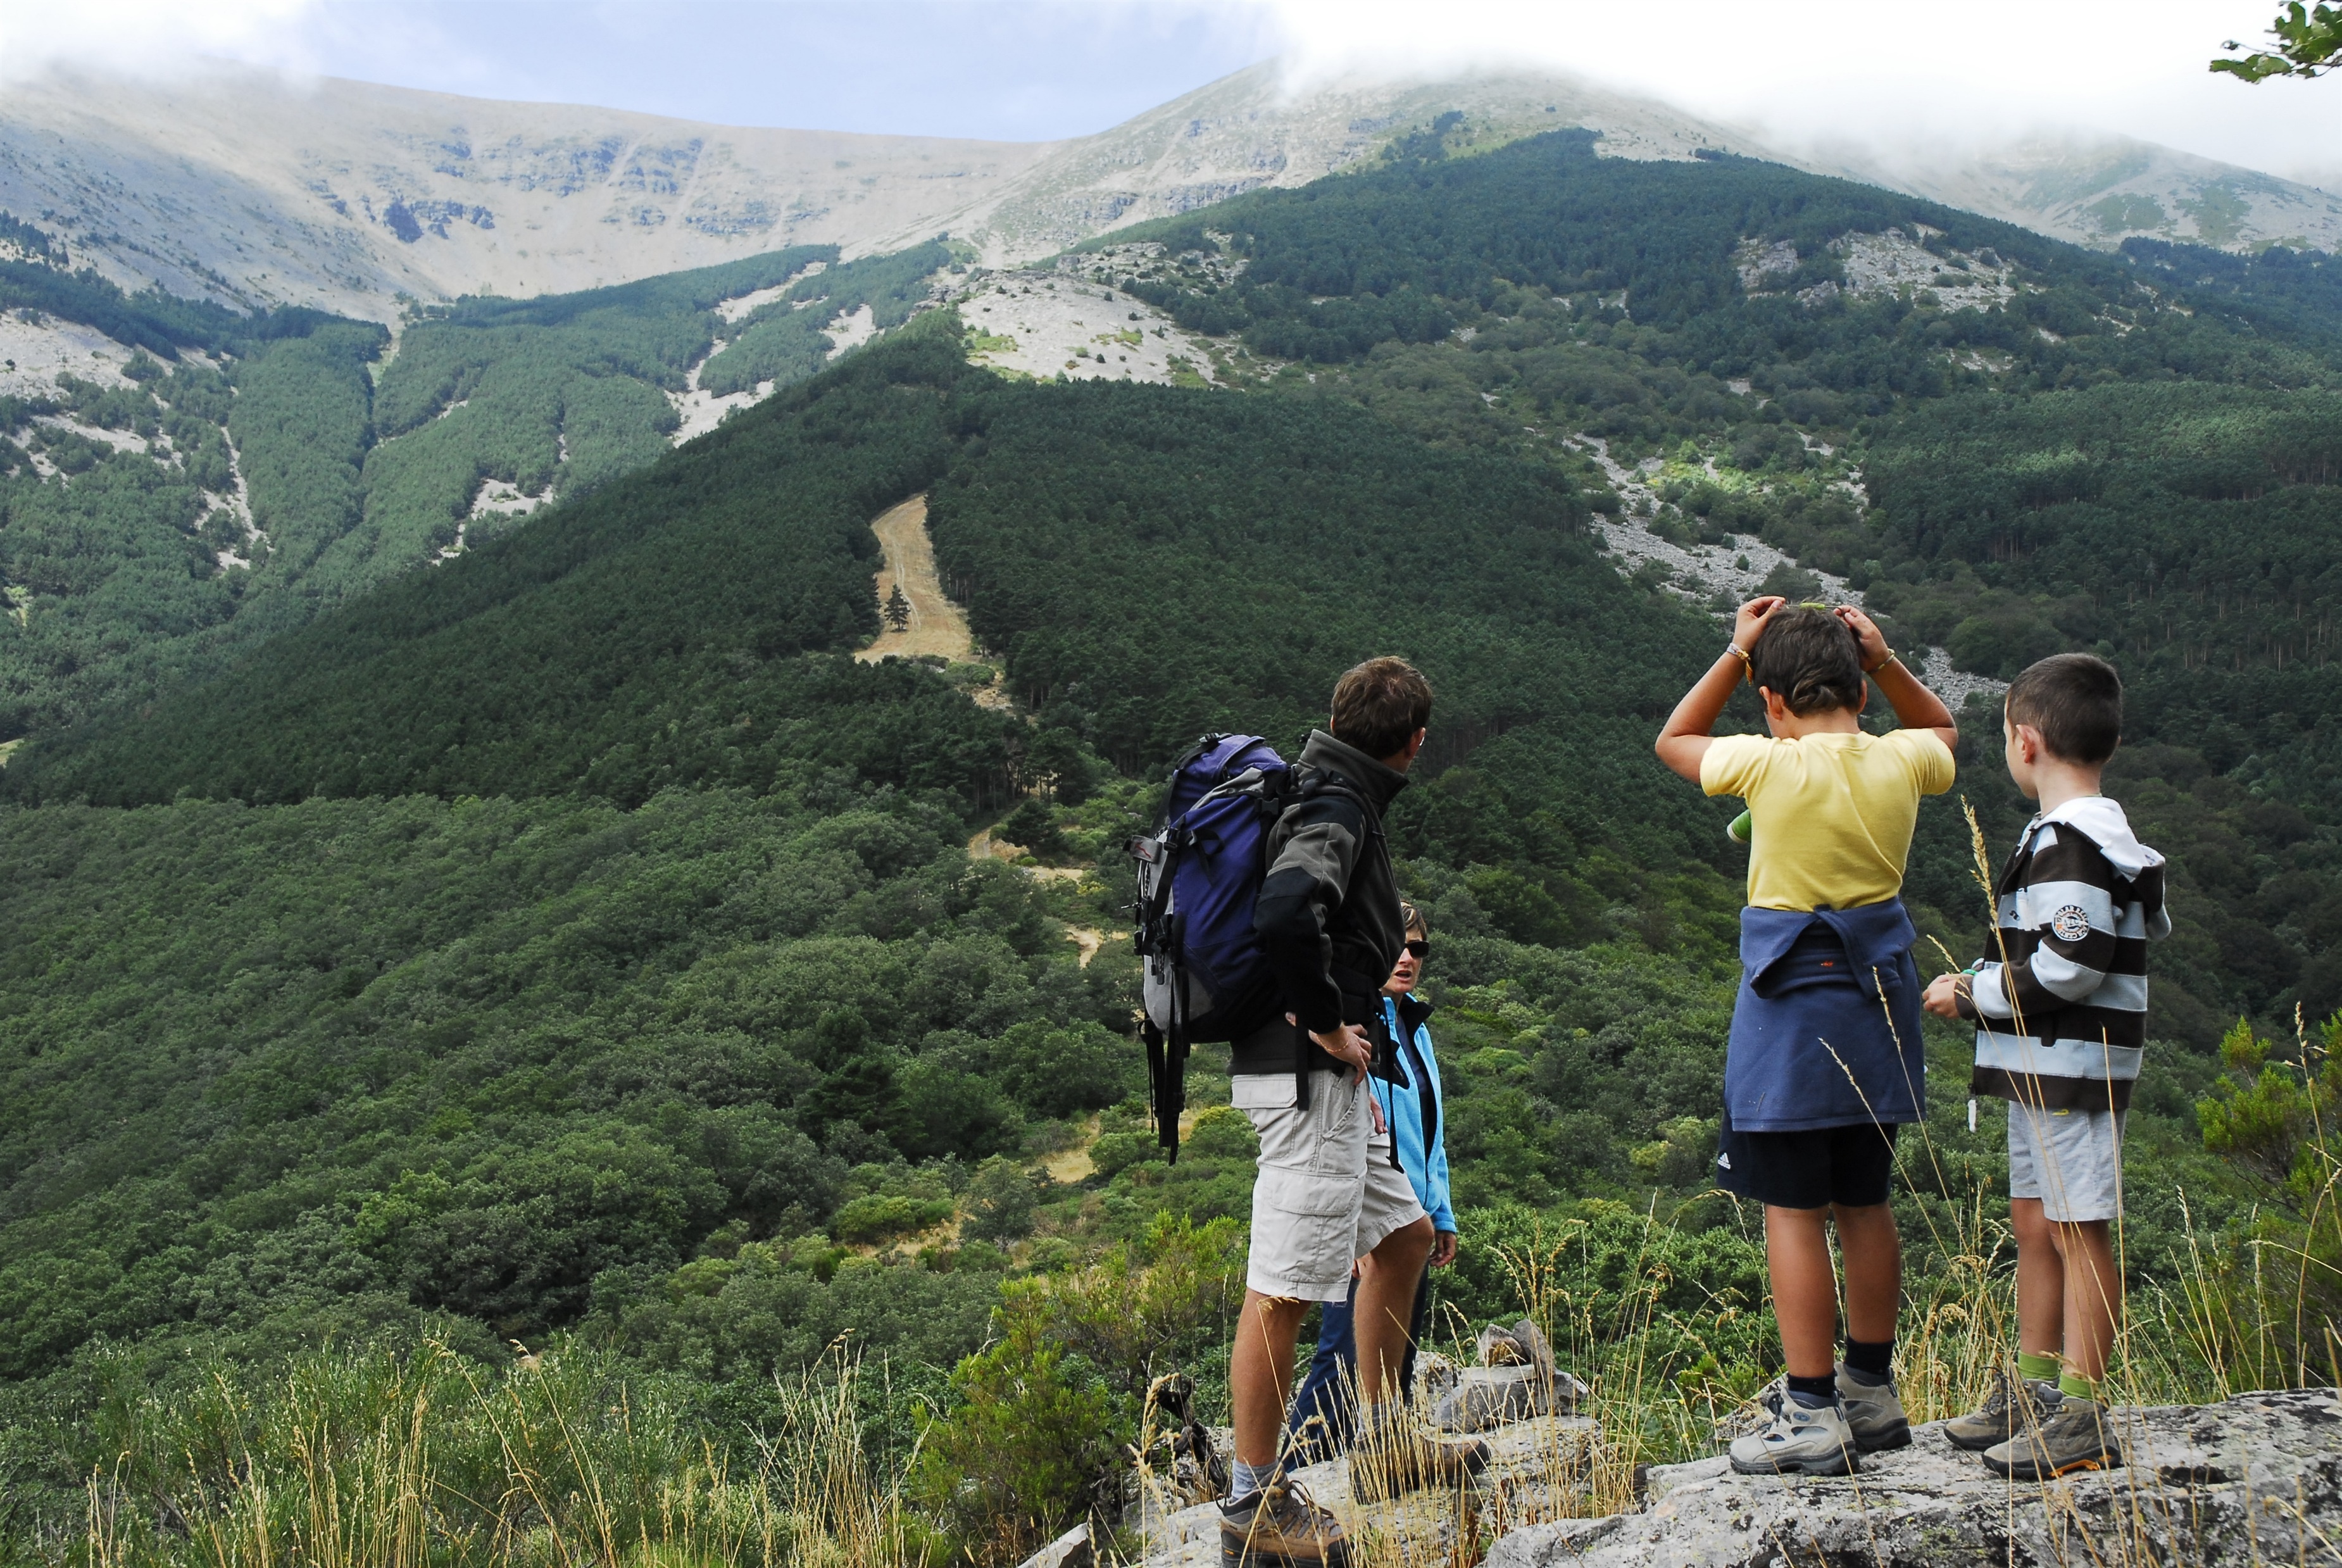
[
  {"left": 1983, "top": 1396, "right": 2124, "bottom": 1481},
  {"left": 1349, "top": 1410, "right": 1492, "bottom": 1503},
  {"left": 1943, "top": 1369, "right": 2063, "bottom": 1453},
  {"left": 1219, "top": 1480, "right": 1350, "bottom": 1568}
]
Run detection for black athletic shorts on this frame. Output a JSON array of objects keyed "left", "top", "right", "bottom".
[{"left": 1715, "top": 1105, "right": 1900, "bottom": 1210}]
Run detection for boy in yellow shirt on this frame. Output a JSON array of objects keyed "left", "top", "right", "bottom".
[{"left": 1657, "top": 598, "right": 1957, "bottom": 1475}]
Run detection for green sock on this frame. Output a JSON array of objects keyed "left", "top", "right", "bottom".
[
  {"left": 2017, "top": 1352, "right": 2061, "bottom": 1384},
  {"left": 2058, "top": 1372, "right": 2098, "bottom": 1403}
]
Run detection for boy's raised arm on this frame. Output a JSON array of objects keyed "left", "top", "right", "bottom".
[
  {"left": 1656, "top": 596, "right": 1784, "bottom": 782},
  {"left": 1836, "top": 605, "right": 1957, "bottom": 753}
]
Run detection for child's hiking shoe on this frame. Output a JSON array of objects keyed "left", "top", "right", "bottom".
[
  {"left": 1727, "top": 1388, "right": 1860, "bottom": 1477},
  {"left": 1944, "top": 1369, "right": 2063, "bottom": 1453},
  {"left": 1982, "top": 1396, "right": 2124, "bottom": 1481},
  {"left": 1348, "top": 1408, "right": 1491, "bottom": 1503},
  {"left": 1833, "top": 1364, "right": 1912, "bottom": 1452},
  {"left": 1219, "top": 1481, "right": 1350, "bottom": 1568}
]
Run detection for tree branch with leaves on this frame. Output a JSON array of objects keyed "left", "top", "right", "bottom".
[{"left": 2213, "top": 2, "right": 2341, "bottom": 80}]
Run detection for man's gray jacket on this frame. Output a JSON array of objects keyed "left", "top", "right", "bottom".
[{"left": 1230, "top": 729, "right": 1410, "bottom": 1078}]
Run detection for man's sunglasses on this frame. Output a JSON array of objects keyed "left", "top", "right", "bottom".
[{"left": 1403, "top": 939, "right": 1431, "bottom": 958}]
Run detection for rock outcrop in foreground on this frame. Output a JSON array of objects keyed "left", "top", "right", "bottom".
[
  {"left": 1141, "top": 1415, "right": 1602, "bottom": 1568},
  {"left": 1486, "top": 1388, "right": 2342, "bottom": 1568}
]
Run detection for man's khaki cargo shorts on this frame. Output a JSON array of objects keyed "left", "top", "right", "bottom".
[{"left": 1233, "top": 1068, "right": 1427, "bottom": 1301}]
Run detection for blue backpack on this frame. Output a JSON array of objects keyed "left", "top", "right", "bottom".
[{"left": 1129, "top": 734, "right": 1362, "bottom": 1160}]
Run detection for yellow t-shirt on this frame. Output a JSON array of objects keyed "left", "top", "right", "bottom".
[{"left": 1700, "top": 729, "right": 1955, "bottom": 912}]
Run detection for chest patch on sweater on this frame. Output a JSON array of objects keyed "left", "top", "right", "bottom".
[{"left": 2051, "top": 903, "right": 2093, "bottom": 943}]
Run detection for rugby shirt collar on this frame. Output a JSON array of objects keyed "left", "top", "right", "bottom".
[{"left": 2027, "top": 794, "right": 2164, "bottom": 881}]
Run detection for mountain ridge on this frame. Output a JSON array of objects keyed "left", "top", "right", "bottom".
[{"left": 4, "top": 60, "right": 2331, "bottom": 326}]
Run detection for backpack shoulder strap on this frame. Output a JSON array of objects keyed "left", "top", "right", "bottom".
[{"left": 1291, "top": 766, "right": 1382, "bottom": 842}]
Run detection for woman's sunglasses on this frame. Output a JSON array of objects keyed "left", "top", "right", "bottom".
[{"left": 1403, "top": 939, "right": 1430, "bottom": 958}]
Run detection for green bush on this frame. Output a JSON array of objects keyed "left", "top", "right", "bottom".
[
  {"left": 1180, "top": 1105, "right": 1258, "bottom": 1162},
  {"left": 997, "top": 797, "right": 1064, "bottom": 855},
  {"left": 962, "top": 1157, "right": 1042, "bottom": 1242},
  {"left": 982, "top": 1020, "right": 1139, "bottom": 1119},
  {"left": 831, "top": 1194, "right": 955, "bottom": 1245},
  {"left": 913, "top": 1215, "right": 1243, "bottom": 1563}
]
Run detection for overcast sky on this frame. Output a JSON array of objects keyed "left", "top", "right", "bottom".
[{"left": 1, "top": 1, "right": 2335, "bottom": 184}]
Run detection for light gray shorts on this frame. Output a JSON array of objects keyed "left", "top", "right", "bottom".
[
  {"left": 2007, "top": 1101, "right": 2127, "bottom": 1223},
  {"left": 1234, "top": 1069, "right": 1427, "bottom": 1301}
]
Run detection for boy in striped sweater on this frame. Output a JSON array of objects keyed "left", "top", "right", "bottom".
[{"left": 1924, "top": 653, "right": 2169, "bottom": 1479}]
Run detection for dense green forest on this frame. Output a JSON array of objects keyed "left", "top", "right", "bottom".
[
  {"left": 0, "top": 124, "right": 2336, "bottom": 1557},
  {"left": 0, "top": 223, "right": 953, "bottom": 743}
]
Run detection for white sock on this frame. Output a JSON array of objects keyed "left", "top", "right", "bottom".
[{"left": 1229, "top": 1459, "right": 1275, "bottom": 1503}]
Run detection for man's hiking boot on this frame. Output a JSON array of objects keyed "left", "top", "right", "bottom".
[
  {"left": 1348, "top": 1411, "right": 1492, "bottom": 1503},
  {"left": 1219, "top": 1481, "right": 1349, "bottom": 1568},
  {"left": 1944, "top": 1369, "right": 2063, "bottom": 1453},
  {"left": 1834, "top": 1364, "right": 1912, "bottom": 1452},
  {"left": 1727, "top": 1388, "right": 1860, "bottom": 1477},
  {"left": 1983, "top": 1396, "right": 2124, "bottom": 1481}
]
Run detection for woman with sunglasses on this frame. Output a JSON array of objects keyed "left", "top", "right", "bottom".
[{"left": 1284, "top": 901, "right": 1456, "bottom": 1464}]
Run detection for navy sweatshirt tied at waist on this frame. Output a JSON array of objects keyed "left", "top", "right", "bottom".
[{"left": 1727, "top": 899, "right": 1926, "bottom": 1132}]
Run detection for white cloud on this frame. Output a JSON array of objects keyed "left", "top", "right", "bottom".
[
  {"left": 0, "top": 0, "right": 328, "bottom": 81},
  {"left": 0, "top": 1, "right": 2329, "bottom": 186},
  {"left": 1258, "top": 0, "right": 2341, "bottom": 184}
]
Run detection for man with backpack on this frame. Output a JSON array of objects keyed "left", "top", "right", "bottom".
[
  {"left": 1283, "top": 900, "right": 1455, "bottom": 1467},
  {"left": 1215, "top": 658, "right": 1486, "bottom": 1568}
]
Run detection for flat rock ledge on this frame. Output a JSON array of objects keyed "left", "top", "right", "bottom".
[{"left": 1485, "top": 1388, "right": 2342, "bottom": 1568}]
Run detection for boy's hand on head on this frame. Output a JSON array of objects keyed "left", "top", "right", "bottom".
[
  {"left": 1922, "top": 972, "right": 1967, "bottom": 1019},
  {"left": 1732, "top": 596, "right": 1786, "bottom": 650},
  {"left": 1834, "top": 603, "right": 1889, "bottom": 669}
]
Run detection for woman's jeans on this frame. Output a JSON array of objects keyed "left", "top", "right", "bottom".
[{"left": 1283, "top": 1262, "right": 1433, "bottom": 1462}]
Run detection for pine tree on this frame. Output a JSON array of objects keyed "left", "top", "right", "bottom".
[{"left": 884, "top": 583, "right": 911, "bottom": 631}]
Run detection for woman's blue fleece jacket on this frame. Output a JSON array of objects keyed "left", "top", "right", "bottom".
[
  {"left": 1372, "top": 993, "right": 1455, "bottom": 1231},
  {"left": 1727, "top": 900, "right": 1926, "bottom": 1132}
]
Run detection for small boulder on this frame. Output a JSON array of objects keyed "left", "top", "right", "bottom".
[
  {"left": 1434, "top": 1319, "right": 1591, "bottom": 1433},
  {"left": 1015, "top": 1522, "right": 1091, "bottom": 1568}
]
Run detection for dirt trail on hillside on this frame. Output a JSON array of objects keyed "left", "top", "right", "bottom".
[{"left": 857, "top": 494, "right": 974, "bottom": 661}]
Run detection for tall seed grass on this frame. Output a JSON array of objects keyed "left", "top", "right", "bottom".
[{"left": 43, "top": 1342, "right": 926, "bottom": 1568}]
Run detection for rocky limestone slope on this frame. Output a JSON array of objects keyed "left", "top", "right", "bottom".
[
  {"left": 0, "top": 65, "right": 1053, "bottom": 319},
  {"left": 1832, "top": 130, "right": 2342, "bottom": 258}
]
